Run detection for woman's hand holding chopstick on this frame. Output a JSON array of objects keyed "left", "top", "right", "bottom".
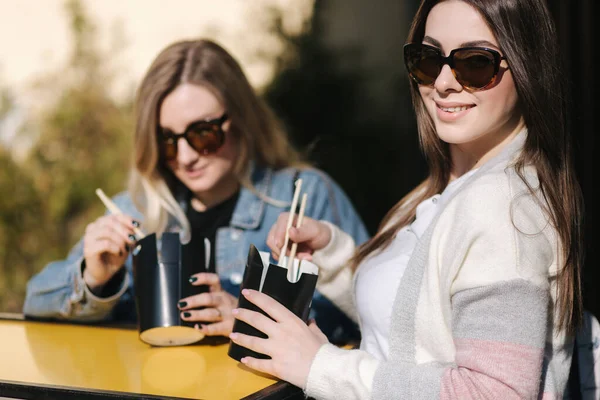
[
  {"left": 82, "top": 214, "right": 140, "bottom": 291},
  {"left": 81, "top": 188, "right": 144, "bottom": 292},
  {"left": 266, "top": 213, "right": 332, "bottom": 262},
  {"left": 233, "top": 184, "right": 331, "bottom": 387}
]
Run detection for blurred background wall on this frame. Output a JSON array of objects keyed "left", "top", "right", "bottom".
[
  {"left": 546, "top": 0, "right": 597, "bottom": 322},
  {"left": 0, "top": 0, "right": 596, "bottom": 319}
]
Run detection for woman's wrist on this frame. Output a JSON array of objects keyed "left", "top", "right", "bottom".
[
  {"left": 81, "top": 260, "right": 106, "bottom": 293},
  {"left": 312, "top": 221, "right": 355, "bottom": 271}
]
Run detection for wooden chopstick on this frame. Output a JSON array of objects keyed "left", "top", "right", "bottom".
[
  {"left": 288, "top": 193, "right": 308, "bottom": 281},
  {"left": 95, "top": 188, "right": 145, "bottom": 238},
  {"left": 279, "top": 179, "right": 302, "bottom": 268}
]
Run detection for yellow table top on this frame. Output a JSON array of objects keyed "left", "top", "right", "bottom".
[{"left": 0, "top": 318, "right": 285, "bottom": 399}]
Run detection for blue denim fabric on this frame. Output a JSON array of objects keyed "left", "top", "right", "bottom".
[{"left": 23, "top": 165, "right": 369, "bottom": 343}]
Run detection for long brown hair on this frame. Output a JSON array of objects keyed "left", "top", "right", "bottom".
[
  {"left": 128, "top": 39, "right": 303, "bottom": 241},
  {"left": 353, "top": 0, "right": 583, "bottom": 335}
]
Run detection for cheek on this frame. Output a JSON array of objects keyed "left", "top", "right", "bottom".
[
  {"left": 482, "top": 77, "right": 520, "bottom": 119},
  {"left": 418, "top": 86, "right": 431, "bottom": 101},
  {"left": 418, "top": 87, "right": 435, "bottom": 111}
]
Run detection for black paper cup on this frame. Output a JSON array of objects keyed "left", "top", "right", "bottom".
[
  {"left": 228, "top": 245, "right": 318, "bottom": 361},
  {"left": 133, "top": 232, "right": 210, "bottom": 346}
]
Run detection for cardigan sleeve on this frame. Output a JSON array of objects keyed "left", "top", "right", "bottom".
[
  {"left": 312, "top": 221, "right": 359, "bottom": 322},
  {"left": 305, "top": 343, "right": 380, "bottom": 400}
]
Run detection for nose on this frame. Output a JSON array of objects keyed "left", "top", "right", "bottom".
[
  {"left": 434, "top": 64, "right": 463, "bottom": 93},
  {"left": 175, "top": 137, "right": 199, "bottom": 166}
]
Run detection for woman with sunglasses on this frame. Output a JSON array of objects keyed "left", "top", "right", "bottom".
[
  {"left": 23, "top": 39, "right": 369, "bottom": 342},
  {"left": 228, "top": 0, "right": 583, "bottom": 398}
]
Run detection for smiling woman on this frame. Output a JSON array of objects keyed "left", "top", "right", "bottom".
[
  {"left": 228, "top": 0, "right": 585, "bottom": 398},
  {"left": 22, "top": 39, "right": 369, "bottom": 345},
  {"left": 414, "top": 3, "right": 523, "bottom": 177}
]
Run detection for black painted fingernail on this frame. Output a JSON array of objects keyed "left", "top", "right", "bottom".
[
  {"left": 178, "top": 301, "right": 187, "bottom": 308},
  {"left": 183, "top": 312, "right": 191, "bottom": 318},
  {"left": 128, "top": 234, "right": 136, "bottom": 242},
  {"left": 125, "top": 244, "right": 130, "bottom": 252},
  {"left": 119, "top": 250, "right": 123, "bottom": 256},
  {"left": 189, "top": 276, "right": 197, "bottom": 283},
  {"left": 132, "top": 220, "right": 140, "bottom": 228}
]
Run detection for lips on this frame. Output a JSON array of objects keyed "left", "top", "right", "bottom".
[
  {"left": 436, "top": 102, "right": 475, "bottom": 113},
  {"left": 438, "top": 105, "right": 472, "bottom": 113},
  {"left": 183, "top": 164, "right": 207, "bottom": 178},
  {"left": 434, "top": 102, "right": 475, "bottom": 122}
]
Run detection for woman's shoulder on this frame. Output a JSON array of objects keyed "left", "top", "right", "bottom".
[
  {"left": 441, "top": 165, "right": 556, "bottom": 253},
  {"left": 438, "top": 163, "right": 555, "bottom": 253},
  {"left": 267, "top": 166, "right": 339, "bottom": 193},
  {"left": 437, "top": 164, "right": 558, "bottom": 289},
  {"left": 449, "top": 163, "right": 541, "bottom": 214},
  {"left": 269, "top": 165, "right": 332, "bottom": 182}
]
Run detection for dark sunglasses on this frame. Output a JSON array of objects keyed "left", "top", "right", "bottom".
[
  {"left": 403, "top": 43, "right": 506, "bottom": 90},
  {"left": 158, "top": 114, "right": 228, "bottom": 161}
]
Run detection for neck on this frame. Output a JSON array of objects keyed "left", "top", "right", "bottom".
[
  {"left": 190, "top": 175, "right": 240, "bottom": 211},
  {"left": 449, "top": 117, "right": 525, "bottom": 181}
]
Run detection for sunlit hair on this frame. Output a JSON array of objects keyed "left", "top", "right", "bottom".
[
  {"left": 128, "top": 39, "right": 303, "bottom": 243},
  {"left": 352, "top": 0, "right": 583, "bottom": 335}
]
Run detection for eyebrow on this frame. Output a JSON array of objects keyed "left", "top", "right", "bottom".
[
  {"left": 422, "top": 36, "right": 500, "bottom": 51},
  {"left": 423, "top": 36, "right": 443, "bottom": 48},
  {"left": 160, "top": 115, "right": 224, "bottom": 133},
  {"left": 461, "top": 40, "right": 500, "bottom": 50}
]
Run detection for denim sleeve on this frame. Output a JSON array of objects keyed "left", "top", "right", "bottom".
[
  {"left": 22, "top": 193, "right": 137, "bottom": 322},
  {"left": 22, "top": 237, "right": 130, "bottom": 321}
]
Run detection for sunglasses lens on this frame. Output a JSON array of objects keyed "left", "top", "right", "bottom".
[
  {"left": 158, "top": 116, "right": 227, "bottom": 161},
  {"left": 405, "top": 44, "right": 440, "bottom": 85},
  {"left": 453, "top": 49, "right": 497, "bottom": 89},
  {"left": 187, "top": 125, "right": 225, "bottom": 155}
]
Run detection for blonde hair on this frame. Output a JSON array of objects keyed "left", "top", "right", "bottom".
[{"left": 129, "top": 39, "right": 303, "bottom": 242}]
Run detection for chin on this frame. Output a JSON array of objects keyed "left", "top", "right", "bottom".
[
  {"left": 175, "top": 176, "right": 217, "bottom": 194},
  {"left": 435, "top": 127, "right": 469, "bottom": 145},
  {"left": 187, "top": 180, "right": 219, "bottom": 194}
]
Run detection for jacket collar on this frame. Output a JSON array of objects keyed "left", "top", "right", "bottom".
[
  {"left": 174, "top": 162, "right": 272, "bottom": 230},
  {"left": 230, "top": 163, "right": 272, "bottom": 229}
]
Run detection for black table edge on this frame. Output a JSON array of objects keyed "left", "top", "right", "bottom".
[{"left": 0, "top": 378, "right": 303, "bottom": 400}]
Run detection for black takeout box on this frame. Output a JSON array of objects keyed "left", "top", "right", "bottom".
[{"left": 228, "top": 244, "right": 319, "bottom": 361}]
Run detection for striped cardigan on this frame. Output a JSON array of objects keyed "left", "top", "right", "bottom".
[{"left": 307, "top": 131, "right": 572, "bottom": 399}]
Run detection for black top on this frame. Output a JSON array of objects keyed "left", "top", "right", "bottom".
[{"left": 185, "top": 191, "right": 239, "bottom": 274}]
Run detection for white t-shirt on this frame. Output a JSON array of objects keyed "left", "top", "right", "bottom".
[{"left": 355, "top": 170, "right": 476, "bottom": 360}]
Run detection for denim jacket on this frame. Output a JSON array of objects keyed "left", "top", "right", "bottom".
[{"left": 23, "top": 165, "right": 369, "bottom": 342}]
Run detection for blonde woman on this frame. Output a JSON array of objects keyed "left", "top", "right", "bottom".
[{"left": 24, "top": 39, "right": 368, "bottom": 341}]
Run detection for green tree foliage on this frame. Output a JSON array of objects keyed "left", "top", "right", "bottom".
[
  {"left": 0, "top": 148, "right": 46, "bottom": 311},
  {"left": 25, "top": 0, "right": 134, "bottom": 270},
  {"left": 0, "top": 0, "right": 133, "bottom": 312}
]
